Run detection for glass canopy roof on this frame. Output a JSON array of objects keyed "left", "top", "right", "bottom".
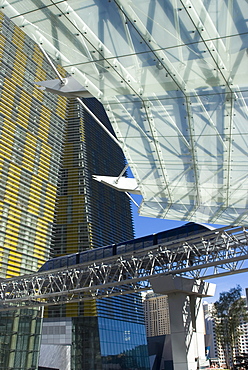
[{"left": 2, "top": 0, "right": 248, "bottom": 225}]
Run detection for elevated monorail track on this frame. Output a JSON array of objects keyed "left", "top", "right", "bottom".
[{"left": 0, "top": 225, "right": 248, "bottom": 311}]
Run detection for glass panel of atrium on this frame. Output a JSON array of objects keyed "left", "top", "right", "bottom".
[{"left": 2, "top": 0, "right": 247, "bottom": 224}]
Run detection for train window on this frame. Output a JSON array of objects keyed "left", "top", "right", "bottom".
[
  {"left": 46, "top": 260, "right": 54, "bottom": 271},
  {"left": 53, "top": 258, "right": 63, "bottom": 269},
  {"left": 68, "top": 255, "right": 77, "bottom": 266},
  {"left": 157, "top": 229, "right": 185, "bottom": 244},
  {"left": 103, "top": 245, "right": 113, "bottom": 258},
  {"left": 156, "top": 223, "right": 210, "bottom": 245},
  {"left": 188, "top": 230, "right": 195, "bottom": 236},
  {"left": 134, "top": 241, "right": 143, "bottom": 250},
  {"left": 116, "top": 244, "right": 126, "bottom": 255},
  {"left": 60, "top": 257, "right": 68, "bottom": 268},
  {"left": 87, "top": 250, "right": 96, "bottom": 262},
  {"left": 95, "top": 249, "right": 104, "bottom": 260},
  {"left": 125, "top": 240, "right": 135, "bottom": 252},
  {"left": 187, "top": 224, "right": 203, "bottom": 236},
  {"left": 79, "top": 252, "right": 88, "bottom": 264},
  {"left": 143, "top": 235, "right": 154, "bottom": 248},
  {"left": 177, "top": 232, "right": 188, "bottom": 240},
  {"left": 156, "top": 231, "right": 167, "bottom": 244}
]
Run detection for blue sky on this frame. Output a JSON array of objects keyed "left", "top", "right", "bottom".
[{"left": 130, "top": 195, "right": 248, "bottom": 302}]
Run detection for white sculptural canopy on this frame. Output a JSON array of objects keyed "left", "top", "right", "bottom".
[{"left": 2, "top": 0, "right": 248, "bottom": 225}]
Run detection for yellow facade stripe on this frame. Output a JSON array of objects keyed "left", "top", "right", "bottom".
[
  {"left": 0, "top": 34, "right": 5, "bottom": 51},
  {"left": 56, "top": 96, "right": 68, "bottom": 118},
  {"left": 32, "top": 248, "right": 49, "bottom": 258},
  {"left": 0, "top": 104, "right": 14, "bottom": 120},
  {"left": 21, "top": 90, "right": 33, "bottom": 106},
  {"left": 32, "top": 86, "right": 44, "bottom": 102},
  {"left": 23, "top": 133, "right": 36, "bottom": 165},
  {"left": 33, "top": 45, "right": 44, "bottom": 67},
  {"left": 1, "top": 88, "right": 16, "bottom": 104},
  {"left": 2, "top": 78, "right": 16, "bottom": 95},
  {"left": 11, "top": 51, "right": 27, "bottom": 84},
  {"left": 66, "top": 302, "right": 78, "bottom": 317},
  {"left": 35, "top": 66, "right": 47, "bottom": 81},
  {"left": 46, "top": 183, "right": 57, "bottom": 198},
  {"left": 83, "top": 299, "right": 98, "bottom": 317},
  {"left": 12, "top": 27, "right": 25, "bottom": 49}
]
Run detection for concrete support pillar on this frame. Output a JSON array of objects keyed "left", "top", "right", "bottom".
[{"left": 150, "top": 276, "right": 216, "bottom": 370}]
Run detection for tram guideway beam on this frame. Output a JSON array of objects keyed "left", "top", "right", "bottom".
[{"left": 150, "top": 275, "right": 216, "bottom": 370}]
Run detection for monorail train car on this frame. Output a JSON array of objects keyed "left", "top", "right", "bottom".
[
  {"left": 38, "top": 222, "right": 214, "bottom": 272},
  {"left": 156, "top": 222, "right": 215, "bottom": 245},
  {"left": 39, "top": 253, "right": 80, "bottom": 272},
  {"left": 115, "top": 234, "right": 154, "bottom": 256},
  {"left": 78, "top": 244, "right": 116, "bottom": 264},
  {"left": 115, "top": 222, "right": 214, "bottom": 255},
  {"left": 38, "top": 245, "right": 115, "bottom": 272}
]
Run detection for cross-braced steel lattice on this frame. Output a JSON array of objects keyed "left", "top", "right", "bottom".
[{"left": 0, "top": 225, "right": 248, "bottom": 311}]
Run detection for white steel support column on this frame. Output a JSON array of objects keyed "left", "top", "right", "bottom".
[{"left": 151, "top": 276, "right": 215, "bottom": 370}]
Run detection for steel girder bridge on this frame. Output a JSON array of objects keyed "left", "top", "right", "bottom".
[{"left": 0, "top": 225, "right": 248, "bottom": 312}]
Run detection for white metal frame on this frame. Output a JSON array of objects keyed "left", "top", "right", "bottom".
[{"left": 0, "top": 225, "right": 248, "bottom": 311}]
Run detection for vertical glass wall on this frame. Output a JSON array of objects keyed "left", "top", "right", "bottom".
[
  {"left": 0, "top": 308, "right": 43, "bottom": 370},
  {"left": 71, "top": 317, "right": 101, "bottom": 370},
  {"left": 99, "top": 318, "right": 150, "bottom": 370},
  {"left": 97, "top": 294, "right": 150, "bottom": 370}
]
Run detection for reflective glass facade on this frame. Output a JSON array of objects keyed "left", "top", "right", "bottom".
[
  {"left": 0, "top": 309, "right": 42, "bottom": 370},
  {"left": 71, "top": 316, "right": 102, "bottom": 370},
  {"left": 99, "top": 318, "right": 149, "bottom": 369},
  {"left": 98, "top": 295, "right": 149, "bottom": 370}
]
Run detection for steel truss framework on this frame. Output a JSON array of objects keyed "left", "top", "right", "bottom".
[{"left": 0, "top": 225, "right": 248, "bottom": 311}]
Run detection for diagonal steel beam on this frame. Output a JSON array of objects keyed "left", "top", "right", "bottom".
[{"left": 0, "top": 226, "right": 248, "bottom": 311}]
